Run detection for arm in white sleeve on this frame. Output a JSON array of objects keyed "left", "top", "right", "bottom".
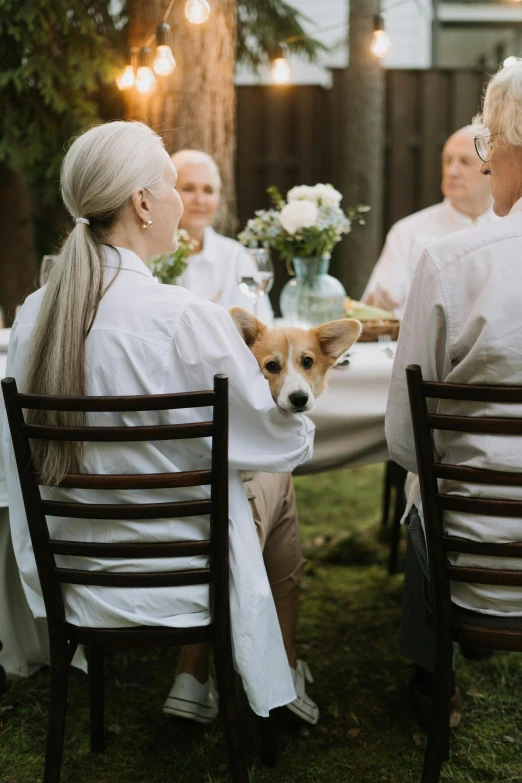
[
  {"left": 385, "top": 250, "right": 449, "bottom": 475},
  {"left": 171, "top": 298, "right": 314, "bottom": 472},
  {"left": 362, "top": 222, "right": 412, "bottom": 311}
]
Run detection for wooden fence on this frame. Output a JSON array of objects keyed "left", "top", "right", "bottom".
[{"left": 236, "top": 68, "right": 489, "bottom": 241}]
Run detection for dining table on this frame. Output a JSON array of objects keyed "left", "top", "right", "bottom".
[{"left": 0, "top": 326, "right": 394, "bottom": 680}]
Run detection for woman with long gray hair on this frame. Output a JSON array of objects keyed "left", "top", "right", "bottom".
[{"left": 2, "top": 121, "right": 318, "bottom": 724}]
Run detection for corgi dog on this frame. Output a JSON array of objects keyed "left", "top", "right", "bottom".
[{"left": 229, "top": 307, "right": 362, "bottom": 413}]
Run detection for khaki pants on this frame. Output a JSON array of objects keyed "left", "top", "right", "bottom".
[{"left": 244, "top": 472, "right": 306, "bottom": 600}]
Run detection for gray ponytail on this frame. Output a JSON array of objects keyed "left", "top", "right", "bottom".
[{"left": 24, "top": 121, "right": 167, "bottom": 484}]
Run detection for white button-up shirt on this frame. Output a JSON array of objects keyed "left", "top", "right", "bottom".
[
  {"left": 179, "top": 226, "right": 274, "bottom": 323},
  {"left": 2, "top": 246, "right": 314, "bottom": 716},
  {"left": 386, "top": 199, "right": 522, "bottom": 616},
  {"left": 363, "top": 199, "right": 497, "bottom": 315}
]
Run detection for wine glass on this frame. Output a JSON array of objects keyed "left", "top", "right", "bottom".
[
  {"left": 39, "top": 255, "right": 59, "bottom": 287},
  {"left": 238, "top": 246, "right": 274, "bottom": 317}
]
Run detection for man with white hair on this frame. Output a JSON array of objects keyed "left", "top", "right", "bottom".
[
  {"left": 386, "top": 59, "right": 522, "bottom": 737},
  {"left": 363, "top": 126, "right": 495, "bottom": 315}
]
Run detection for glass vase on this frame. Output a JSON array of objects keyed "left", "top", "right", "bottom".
[{"left": 279, "top": 256, "right": 347, "bottom": 327}]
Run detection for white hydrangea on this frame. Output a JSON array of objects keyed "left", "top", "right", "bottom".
[
  {"left": 313, "top": 184, "right": 342, "bottom": 207},
  {"left": 287, "top": 185, "right": 317, "bottom": 202},
  {"left": 280, "top": 200, "right": 319, "bottom": 234}
]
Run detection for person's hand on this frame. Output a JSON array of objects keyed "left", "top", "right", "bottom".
[{"left": 364, "top": 286, "right": 400, "bottom": 313}]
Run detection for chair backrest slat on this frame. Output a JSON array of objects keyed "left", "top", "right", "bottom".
[
  {"left": 434, "top": 464, "right": 522, "bottom": 486},
  {"left": 1, "top": 375, "right": 229, "bottom": 631},
  {"left": 16, "top": 390, "right": 215, "bottom": 411},
  {"left": 436, "top": 493, "right": 522, "bottom": 517},
  {"left": 426, "top": 414, "right": 522, "bottom": 435},
  {"left": 422, "top": 381, "right": 522, "bottom": 403},
  {"left": 442, "top": 536, "right": 522, "bottom": 558},
  {"left": 23, "top": 422, "right": 213, "bottom": 442},
  {"left": 48, "top": 540, "right": 211, "bottom": 558},
  {"left": 47, "top": 469, "right": 212, "bottom": 490},
  {"left": 54, "top": 567, "right": 211, "bottom": 588},
  {"left": 446, "top": 566, "right": 522, "bottom": 587},
  {"left": 39, "top": 498, "right": 212, "bottom": 520}
]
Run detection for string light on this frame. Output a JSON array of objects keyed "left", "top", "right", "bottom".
[
  {"left": 153, "top": 23, "right": 176, "bottom": 76},
  {"left": 135, "top": 47, "right": 156, "bottom": 94},
  {"left": 271, "top": 43, "right": 292, "bottom": 85},
  {"left": 116, "top": 64, "right": 135, "bottom": 90},
  {"left": 185, "top": 0, "right": 211, "bottom": 25},
  {"left": 370, "top": 14, "right": 391, "bottom": 58}
]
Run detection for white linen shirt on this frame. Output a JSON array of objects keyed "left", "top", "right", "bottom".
[
  {"left": 178, "top": 226, "right": 274, "bottom": 323},
  {"left": 386, "top": 199, "right": 522, "bottom": 617},
  {"left": 2, "top": 246, "right": 314, "bottom": 716},
  {"left": 363, "top": 199, "right": 497, "bottom": 316}
]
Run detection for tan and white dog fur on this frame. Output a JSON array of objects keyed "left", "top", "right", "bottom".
[{"left": 229, "top": 307, "right": 362, "bottom": 413}]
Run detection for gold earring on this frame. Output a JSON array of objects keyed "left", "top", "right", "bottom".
[{"left": 142, "top": 220, "right": 152, "bottom": 230}]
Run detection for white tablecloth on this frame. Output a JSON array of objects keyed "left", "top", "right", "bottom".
[{"left": 0, "top": 329, "right": 392, "bottom": 679}]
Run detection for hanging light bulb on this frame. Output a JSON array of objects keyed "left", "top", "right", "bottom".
[
  {"left": 371, "top": 14, "right": 391, "bottom": 59},
  {"left": 153, "top": 23, "right": 176, "bottom": 76},
  {"left": 185, "top": 0, "right": 211, "bottom": 25},
  {"left": 116, "top": 64, "right": 135, "bottom": 91},
  {"left": 135, "top": 47, "right": 156, "bottom": 94},
  {"left": 271, "top": 43, "right": 292, "bottom": 85}
]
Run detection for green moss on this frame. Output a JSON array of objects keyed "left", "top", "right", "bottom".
[{"left": 2, "top": 465, "right": 522, "bottom": 782}]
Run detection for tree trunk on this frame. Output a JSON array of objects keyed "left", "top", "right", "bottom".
[
  {"left": 337, "top": 0, "right": 385, "bottom": 298},
  {"left": 0, "top": 165, "right": 38, "bottom": 326},
  {"left": 124, "top": 0, "right": 238, "bottom": 234}
]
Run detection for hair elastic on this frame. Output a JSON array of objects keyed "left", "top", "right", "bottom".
[{"left": 75, "top": 217, "right": 90, "bottom": 225}]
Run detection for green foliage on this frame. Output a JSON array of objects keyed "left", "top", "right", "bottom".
[
  {"left": 0, "top": 0, "right": 124, "bottom": 200},
  {"left": 148, "top": 230, "right": 198, "bottom": 284},
  {"left": 238, "top": 0, "right": 326, "bottom": 69}
]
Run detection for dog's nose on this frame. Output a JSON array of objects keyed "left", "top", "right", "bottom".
[{"left": 289, "top": 391, "right": 309, "bottom": 409}]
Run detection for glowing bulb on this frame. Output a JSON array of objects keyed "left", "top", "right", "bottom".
[
  {"left": 504, "top": 56, "right": 519, "bottom": 68},
  {"left": 116, "top": 64, "right": 135, "bottom": 91},
  {"left": 371, "top": 29, "right": 391, "bottom": 58},
  {"left": 153, "top": 45, "right": 176, "bottom": 75},
  {"left": 271, "top": 57, "right": 292, "bottom": 85},
  {"left": 185, "top": 0, "right": 210, "bottom": 24},
  {"left": 135, "top": 66, "right": 156, "bottom": 94}
]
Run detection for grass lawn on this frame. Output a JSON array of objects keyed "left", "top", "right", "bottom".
[{"left": 2, "top": 464, "right": 522, "bottom": 782}]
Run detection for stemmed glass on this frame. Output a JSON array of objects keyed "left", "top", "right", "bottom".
[
  {"left": 237, "top": 246, "right": 274, "bottom": 317},
  {"left": 39, "top": 255, "right": 59, "bottom": 287}
]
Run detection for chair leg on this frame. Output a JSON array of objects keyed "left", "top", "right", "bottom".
[
  {"left": 212, "top": 639, "right": 249, "bottom": 783},
  {"left": 43, "top": 651, "right": 69, "bottom": 783},
  {"left": 388, "top": 466, "right": 407, "bottom": 575},
  {"left": 381, "top": 461, "right": 393, "bottom": 529},
  {"left": 421, "top": 637, "right": 453, "bottom": 783},
  {"left": 88, "top": 646, "right": 105, "bottom": 753},
  {"left": 260, "top": 713, "right": 277, "bottom": 767}
]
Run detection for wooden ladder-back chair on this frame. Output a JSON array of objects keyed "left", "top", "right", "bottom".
[
  {"left": 406, "top": 364, "right": 522, "bottom": 783},
  {"left": 1, "top": 374, "right": 270, "bottom": 783}
]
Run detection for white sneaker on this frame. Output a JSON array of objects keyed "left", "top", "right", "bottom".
[
  {"left": 163, "top": 673, "right": 219, "bottom": 724},
  {"left": 286, "top": 660, "right": 320, "bottom": 725}
]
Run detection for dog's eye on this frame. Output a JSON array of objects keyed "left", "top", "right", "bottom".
[
  {"left": 265, "top": 361, "right": 280, "bottom": 374},
  {"left": 302, "top": 356, "right": 314, "bottom": 370}
]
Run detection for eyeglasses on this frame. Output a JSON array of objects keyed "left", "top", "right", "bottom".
[{"left": 474, "top": 133, "right": 502, "bottom": 163}]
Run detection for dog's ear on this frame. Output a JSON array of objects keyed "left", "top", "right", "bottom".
[
  {"left": 229, "top": 307, "right": 267, "bottom": 347},
  {"left": 313, "top": 319, "right": 362, "bottom": 361}
]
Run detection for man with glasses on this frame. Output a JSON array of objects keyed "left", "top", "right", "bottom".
[{"left": 363, "top": 126, "right": 496, "bottom": 316}]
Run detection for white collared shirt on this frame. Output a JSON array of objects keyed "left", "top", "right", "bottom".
[
  {"left": 178, "top": 226, "right": 274, "bottom": 324},
  {"left": 2, "top": 246, "right": 314, "bottom": 715},
  {"left": 363, "top": 199, "right": 497, "bottom": 315},
  {"left": 386, "top": 198, "right": 522, "bottom": 616}
]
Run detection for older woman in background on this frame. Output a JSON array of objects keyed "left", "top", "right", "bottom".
[{"left": 171, "top": 149, "right": 273, "bottom": 323}]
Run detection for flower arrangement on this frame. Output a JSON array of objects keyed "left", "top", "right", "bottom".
[
  {"left": 149, "top": 229, "right": 198, "bottom": 284},
  {"left": 238, "top": 184, "right": 370, "bottom": 264}
]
